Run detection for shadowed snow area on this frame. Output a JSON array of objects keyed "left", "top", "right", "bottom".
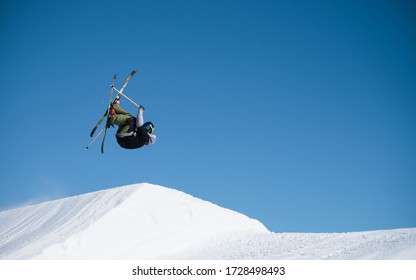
[{"left": 0, "top": 183, "right": 415, "bottom": 259}]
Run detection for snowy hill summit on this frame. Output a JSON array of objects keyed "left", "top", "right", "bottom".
[{"left": 1, "top": 183, "right": 415, "bottom": 259}]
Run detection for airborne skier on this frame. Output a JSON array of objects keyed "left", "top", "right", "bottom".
[
  {"left": 109, "top": 97, "right": 156, "bottom": 149},
  {"left": 87, "top": 70, "right": 156, "bottom": 153}
]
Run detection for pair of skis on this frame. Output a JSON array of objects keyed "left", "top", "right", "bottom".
[{"left": 87, "top": 70, "right": 137, "bottom": 153}]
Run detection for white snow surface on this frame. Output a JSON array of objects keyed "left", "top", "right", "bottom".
[{"left": 0, "top": 183, "right": 415, "bottom": 259}]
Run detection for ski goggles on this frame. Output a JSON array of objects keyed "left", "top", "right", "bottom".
[{"left": 144, "top": 122, "right": 155, "bottom": 133}]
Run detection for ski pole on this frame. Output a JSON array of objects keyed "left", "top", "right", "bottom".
[
  {"left": 86, "top": 126, "right": 105, "bottom": 149},
  {"left": 112, "top": 87, "right": 141, "bottom": 108}
]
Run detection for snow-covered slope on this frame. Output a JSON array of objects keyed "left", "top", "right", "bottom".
[
  {"left": 1, "top": 183, "right": 415, "bottom": 259},
  {"left": 0, "top": 183, "right": 267, "bottom": 259},
  {"left": 182, "top": 229, "right": 416, "bottom": 259}
]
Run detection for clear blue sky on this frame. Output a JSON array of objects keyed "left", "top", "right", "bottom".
[{"left": 1, "top": 0, "right": 415, "bottom": 232}]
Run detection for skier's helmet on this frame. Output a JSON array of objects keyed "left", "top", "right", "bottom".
[{"left": 144, "top": 121, "right": 155, "bottom": 133}]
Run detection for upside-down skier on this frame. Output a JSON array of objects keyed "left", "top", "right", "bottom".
[
  {"left": 87, "top": 70, "right": 156, "bottom": 153},
  {"left": 108, "top": 96, "right": 156, "bottom": 149}
]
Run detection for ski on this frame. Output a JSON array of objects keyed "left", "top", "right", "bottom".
[
  {"left": 118, "top": 69, "right": 137, "bottom": 95},
  {"left": 90, "top": 74, "right": 117, "bottom": 137},
  {"left": 100, "top": 76, "right": 117, "bottom": 153},
  {"left": 89, "top": 70, "right": 137, "bottom": 138},
  {"left": 99, "top": 70, "right": 137, "bottom": 153}
]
